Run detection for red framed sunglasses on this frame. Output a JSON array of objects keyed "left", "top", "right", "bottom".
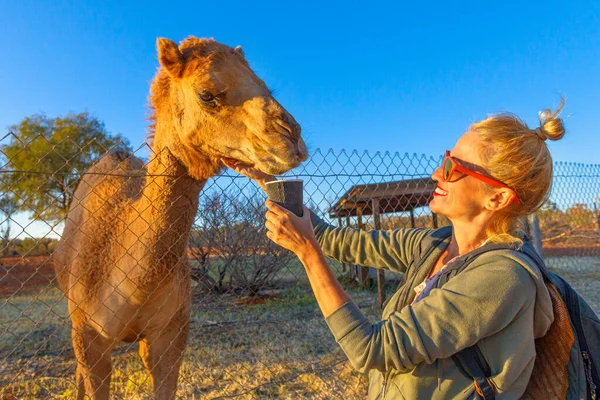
[{"left": 441, "top": 150, "right": 520, "bottom": 205}]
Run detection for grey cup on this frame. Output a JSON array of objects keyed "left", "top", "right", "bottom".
[{"left": 265, "top": 179, "right": 304, "bottom": 217}]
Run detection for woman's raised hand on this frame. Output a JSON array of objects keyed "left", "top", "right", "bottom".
[
  {"left": 221, "top": 158, "right": 275, "bottom": 191},
  {"left": 265, "top": 201, "right": 319, "bottom": 261}
]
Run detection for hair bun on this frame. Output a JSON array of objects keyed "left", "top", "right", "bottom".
[
  {"left": 533, "top": 127, "right": 547, "bottom": 140},
  {"left": 536, "top": 97, "right": 566, "bottom": 141}
]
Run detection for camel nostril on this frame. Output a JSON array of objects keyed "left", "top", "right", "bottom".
[
  {"left": 280, "top": 113, "right": 300, "bottom": 134},
  {"left": 292, "top": 124, "right": 301, "bottom": 139},
  {"left": 280, "top": 112, "right": 292, "bottom": 125}
]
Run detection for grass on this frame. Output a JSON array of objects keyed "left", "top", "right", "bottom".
[
  {"left": 1, "top": 256, "right": 598, "bottom": 399},
  {"left": 0, "top": 280, "right": 379, "bottom": 399}
]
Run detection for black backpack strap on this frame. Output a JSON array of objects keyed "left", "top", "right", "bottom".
[{"left": 453, "top": 346, "right": 496, "bottom": 400}]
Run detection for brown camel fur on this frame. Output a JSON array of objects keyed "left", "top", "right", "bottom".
[{"left": 53, "top": 36, "right": 307, "bottom": 399}]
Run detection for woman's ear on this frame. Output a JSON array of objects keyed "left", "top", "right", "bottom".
[{"left": 485, "top": 189, "right": 517, "bottom": 212}]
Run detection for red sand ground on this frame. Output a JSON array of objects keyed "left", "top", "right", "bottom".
[{"left": 0, "top": 255, "right": 56, "bottom": 298}]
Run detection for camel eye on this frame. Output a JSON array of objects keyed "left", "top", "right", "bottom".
[{"left": 198, "top": 91, "right": 216, "bottom": 106}]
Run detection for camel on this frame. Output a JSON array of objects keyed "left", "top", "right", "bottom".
[{"left": 53, "top": 36, "right": 307, "bottom": 399}]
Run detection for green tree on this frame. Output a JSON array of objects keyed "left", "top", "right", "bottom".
[{"left": 1, "top": 112, "right": 130, "bottom": 222}]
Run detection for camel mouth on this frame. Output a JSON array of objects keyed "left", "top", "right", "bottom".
[
  {"left": 221, "top": 157, "right": 254, "bottom": 168},
  {"left": 259, "top": 155, "right": 305, "bottom": 175},
  {"left": 220, "top": 156, "right": 291, "bottom": 176},
  {"left": 220, "top": 133, "right": 307, "bottom": 176}
]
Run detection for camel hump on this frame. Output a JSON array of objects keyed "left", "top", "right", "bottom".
[
  {"left": 64, "top": 148, "right": 146, "bottom": 232},
  {"left": 73, "top": 149, "right": 145, "bottom": 204},
  {"left": 54, "top": 149, "right": 146, "bottom": 291},
  {"left": 86, "top": 148, "right": 145, "bottom": 176}
]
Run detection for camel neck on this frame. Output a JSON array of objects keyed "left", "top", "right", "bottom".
[{"left": 133, "top": 145, "right": 206, "bottom": 261}]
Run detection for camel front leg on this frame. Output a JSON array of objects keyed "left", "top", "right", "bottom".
[
  {"left": 71, "top": 324, "right": 115, "bottom": 400},
  {"left": 139, "top": 318, "right": 190, "bottom": 400}
]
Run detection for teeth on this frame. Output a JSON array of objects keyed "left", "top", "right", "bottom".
[{"left": 435, "top": 187, "right": 448, "bottom": 195}]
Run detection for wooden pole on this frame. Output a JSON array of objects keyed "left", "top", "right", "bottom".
[
  {"left": 337, "top": 216, "right": 346, "bottom": 273},
  {"left": 410, "top": 208, "right": 416, "bottom": 228},
  {"left": 357, "top": 206, "right": 369, "bottom": 289},
  {"left": 432, "top": 212, "right": 439, "bottom": 229},
  {"left": 346, "top": 214, "right": 356, "bottom": 281},
  {"left": 528, "top": 213, "right": 544, "bottom": 258},
  {"left": 372, "top": 198, "right": 386, "bottom": 308}
]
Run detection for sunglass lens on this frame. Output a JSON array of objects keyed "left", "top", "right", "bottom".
[{"left": 443, "top": 158, "right": 452, "bottom": 181}]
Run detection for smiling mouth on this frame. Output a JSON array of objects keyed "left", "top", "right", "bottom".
[{"left": 434, "top": 185, "right": 448, "bottom": 196}]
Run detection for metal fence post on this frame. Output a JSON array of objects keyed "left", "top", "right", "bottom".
[{"left": 528, "top": 213, "right": 544, "bottom": 258}]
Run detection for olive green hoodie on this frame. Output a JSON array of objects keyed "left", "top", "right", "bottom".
[{"left": 310, "top": 213, "right": 554, "bottom": 399}]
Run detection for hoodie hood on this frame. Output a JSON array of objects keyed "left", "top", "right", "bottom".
[{"left": 499, "top": 242, "right": 554, "bottom": 338}]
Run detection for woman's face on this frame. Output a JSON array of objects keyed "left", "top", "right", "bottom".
[{"left": 430, "top": 130, "right": 490, "bottom": 222}]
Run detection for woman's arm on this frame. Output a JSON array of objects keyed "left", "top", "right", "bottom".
[
  {"left": 298, "top": 244, "right": 351, "bottom": 318},
  {"left": 263, "top": 201, "right": 350, "bottom": 317},
  {"left": 309, "top": 210, "right": 428, "bottom": 273}
]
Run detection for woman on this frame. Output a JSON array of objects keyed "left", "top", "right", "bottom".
[{"left": 223, "top": 101, "right": 564, "bottom": 399}]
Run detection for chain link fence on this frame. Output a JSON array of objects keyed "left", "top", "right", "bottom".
[{"left": 1, "top": 133, "right": 599, "bottom": 399}]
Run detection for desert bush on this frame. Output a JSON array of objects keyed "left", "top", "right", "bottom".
[{"left": 190, "top": 188, "right": 295, "bottom": 295}]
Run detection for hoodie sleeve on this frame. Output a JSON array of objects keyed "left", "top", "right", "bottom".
[
  {"left": 324, "top": 256, "right": 540, "bottom": 373},
  {"left": 309, "top": 210, "right": 429, "bottom": 274}
]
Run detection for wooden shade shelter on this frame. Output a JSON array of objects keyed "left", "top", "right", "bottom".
[
  {"left": 327, "top": 177, "right": 438, "bottom": 307},
  {"left": 328, "top": 177, "right": 437, "bottom": 218}
]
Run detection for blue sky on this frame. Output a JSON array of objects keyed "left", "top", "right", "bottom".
[
  {"left": 1, "top": 0, "right": 599, "bottom": 164},
  {"left": 2, "top": 1, "right": 600, "bottom": 164}
]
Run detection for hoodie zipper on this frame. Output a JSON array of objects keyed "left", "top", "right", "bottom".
[
  {"left": 378, "top": 235, "right": 451, "bottom": 400},
  {"left": 380, "top": 246, "right": 435, "bottom": 400},
  {"left": 378, "top": 378, "right": 386, "bottom": 399},
  {"left": 583, "top": 352, "right": 597, "bottom": 400}
]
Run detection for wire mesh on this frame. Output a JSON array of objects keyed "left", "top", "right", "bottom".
[{"left": 1, "top": 133, "right": 599, "bottom": 399}]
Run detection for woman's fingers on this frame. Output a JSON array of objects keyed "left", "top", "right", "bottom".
[
  {"left": 266, "top": 203, "right": 290, "bottom": 222},
  {"left": 265, "top": 219, "right": 278, "bottom": 233},
  {"left": 299, "top": 206, "right": 311, "bottom": 222},
  {"left": 265, "top": 210, "right": 285, "bottom": 225},
  {"left": 266, "top": 200, "right": 296, "bottom": 218},
  {"left": 265, "top": 200, "right": 282, "bottom": 214}
]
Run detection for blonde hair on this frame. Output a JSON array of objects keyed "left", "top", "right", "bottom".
[{"left": 470, "top": 97, "right": 566, "bottom": 244}]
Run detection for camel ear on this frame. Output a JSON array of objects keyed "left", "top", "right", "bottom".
[
  {"left": 234, "top": 45, "right": 244, "bottom": 57},
  {"left": 157, "top": 38, "right": 184, "bottom": 78}
]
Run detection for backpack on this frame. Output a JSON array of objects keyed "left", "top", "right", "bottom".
[{"left": 412, "top": 227, "right": 600, "bottom": 400}]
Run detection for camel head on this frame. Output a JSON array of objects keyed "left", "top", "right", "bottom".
[{"left": 149, "top": 36, "right": 308, "bottom": 179}]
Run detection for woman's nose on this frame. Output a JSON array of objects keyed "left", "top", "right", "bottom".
[{"left": 431, "top": 165, "right": 443, "bottom": 182}]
